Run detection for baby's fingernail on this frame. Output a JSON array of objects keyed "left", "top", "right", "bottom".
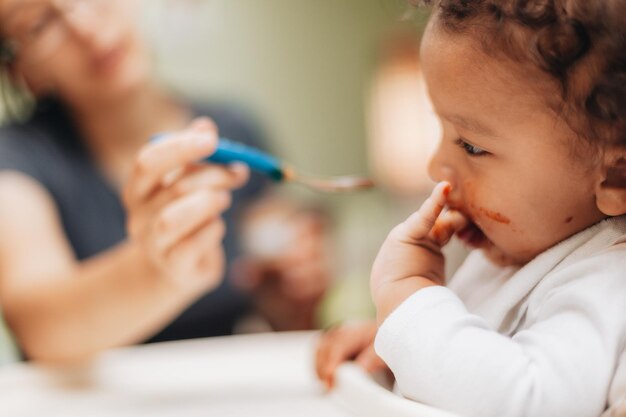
[{"left": 443, "top": 183, "right": 452, "bottom": 197}]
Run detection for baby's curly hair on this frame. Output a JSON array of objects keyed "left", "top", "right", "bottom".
[{"left": 414, "top": 0, "right": 626, "bottom": 150}]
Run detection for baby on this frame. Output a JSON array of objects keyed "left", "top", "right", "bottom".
[{"left": 316, "top": 1, "right": 626, "bottom": 417}]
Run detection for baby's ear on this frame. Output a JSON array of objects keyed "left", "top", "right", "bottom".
[{"left": 596, "top": 146, "right": 626, "bottom": 216}]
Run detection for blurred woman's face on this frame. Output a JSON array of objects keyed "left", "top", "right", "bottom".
[{"left": 0, "top": 0, "right": 151, "bottom": 104}]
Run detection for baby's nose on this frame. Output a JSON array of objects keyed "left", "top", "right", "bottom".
[{"left": 427, "top": 155, "right": 455, "bottom": 188}]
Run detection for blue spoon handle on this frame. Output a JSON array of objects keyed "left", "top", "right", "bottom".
[
  {"left": 151, "top": 135, "right": 285, "bottom": 181},
  {"left": 208, "top": 138, "right": 285, "bottom": 182}
]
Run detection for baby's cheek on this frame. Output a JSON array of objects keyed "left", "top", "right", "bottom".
[{"left": 476, "top": 211, "right": 538, "bottom": 261}]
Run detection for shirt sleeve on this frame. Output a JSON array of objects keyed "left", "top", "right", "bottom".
[{"left": 375, "top": 274, "right": 625, "bottom": 417}]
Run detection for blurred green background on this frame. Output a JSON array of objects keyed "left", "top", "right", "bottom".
[{"left": 145, "top": 0, "right": 414, "bottom": 176}]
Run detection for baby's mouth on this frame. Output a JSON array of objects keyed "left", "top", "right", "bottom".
[
  {"left": 455, "top": 218, "right": 490, "bottom": 249},
  {"left": 446, "top": 200, "right": 492, "bottom": 250},
  {"left": 447, "top": 203, "right": 521, "bottom": 267}
]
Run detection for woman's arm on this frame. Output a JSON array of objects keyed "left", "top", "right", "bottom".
[
  {"left": 0, "top": 172, "right": 186, "bottom": 361},
  {"left": 0, "top": 119, "right": 248, "bottom": 362}
]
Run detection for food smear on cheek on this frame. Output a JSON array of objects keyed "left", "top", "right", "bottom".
[{"left": 479, "top": 207, "right": 511, "bottom": 224}]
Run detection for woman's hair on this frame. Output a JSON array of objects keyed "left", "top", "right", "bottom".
[
  {"left": 413, "top": 0, "right": 626, "bottom": 149},
  {"left": 0, "top": 40, "right": 35, "bottom": 122}
]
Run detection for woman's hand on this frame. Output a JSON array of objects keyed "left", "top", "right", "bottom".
[
  {"left": 123, "top": 118, "right": 249, "bottom": 295},
  {"left": 371, "top": 182, "right": 468, "bottom": 323},
  {"left": 315, "top": 320, "right": 388, "bottom": 390}
]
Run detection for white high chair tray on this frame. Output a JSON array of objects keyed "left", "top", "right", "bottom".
[{"left": 0, "top": 331, "right": 460, "bottom": 417}]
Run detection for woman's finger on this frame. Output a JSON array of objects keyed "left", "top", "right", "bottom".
[
  {"left": 152, "top": 189, "right": 231, "bottom": 255},
  {"left": 144, "top": 163, "right": 249, "bottom": 214},
  {"left": 125, "top": 119, "right": 218, "bottom": 205},
  {"left": 169, "top": 163, "right": 250, "bottom": 195},
  {"left": 399, "top": 181, "right": 451, "bottom": 242},
  {"left": 165, "top": 219, "right": 227, "bottom": 284}
]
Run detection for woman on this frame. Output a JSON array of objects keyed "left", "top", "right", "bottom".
[{"left": 0, "top": 0, "right": 329, "bottom": 361}]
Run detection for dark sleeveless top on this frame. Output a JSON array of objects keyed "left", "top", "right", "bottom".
[{"left": 0, "top": 97, "right": 269, "bottom": 342}]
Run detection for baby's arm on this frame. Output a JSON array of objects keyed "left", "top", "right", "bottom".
[{"left": 375, "top": 264, "right": 625, "bottom": 417}]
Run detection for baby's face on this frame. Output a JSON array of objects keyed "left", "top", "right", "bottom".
[{"left": 420, "top": 23, "right": 607, "bottom": 266}]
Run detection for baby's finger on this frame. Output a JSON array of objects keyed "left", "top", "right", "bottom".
[
  {"left": 401, "top": 182, "right": 452, "bottom": 242},
  {"left": 355, "top": 344, "right": 388, "bottom": 374},
  {"left": 322, "top": 346, "right": 348, "bottom": 389},
  {"left": 125, "top": 119, "right": 218, "bottom": 204},
  {"left": 430, "top": 209, "right": 469, "bottom": 246},
  {"left": 315, "top": 328, "right": 338, "bottom": 386},
  {"left": 319, "top": 323, "right": 376, "bottom": 389},
  {"left": 153, "top": 189, "right": 231, "bottom": 255},
  {"left": 317, "top": 327, "right": 353, "bottom": 389}
]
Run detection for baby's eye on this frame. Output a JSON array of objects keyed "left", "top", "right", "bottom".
[{"left": 455, "top": 138, "right": 488, "bottom": 156}]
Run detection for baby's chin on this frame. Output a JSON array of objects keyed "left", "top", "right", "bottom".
[{"left": 456, "top": 221, "right": 525, "bottom": 267}]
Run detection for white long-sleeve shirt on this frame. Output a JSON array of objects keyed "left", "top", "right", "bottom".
[{"left": 375, "top": 216, "right": 626, "bottom": 417}]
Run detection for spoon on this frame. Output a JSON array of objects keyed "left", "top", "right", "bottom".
[{"left": 206, "top": 138, "right": 375, "bottom": 193}]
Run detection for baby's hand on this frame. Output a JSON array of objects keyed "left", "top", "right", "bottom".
[
  {"left": 371, "top": 182, "right": 468, "bottom": 323},
  {"left": 315, "top": 320, "right": 388, "bottom": 390}
]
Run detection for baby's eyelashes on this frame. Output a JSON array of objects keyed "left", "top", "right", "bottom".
[{"left": 455, "top": 138, "right": 489, "bottom": 156}]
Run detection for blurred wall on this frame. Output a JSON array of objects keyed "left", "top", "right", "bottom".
[{"left": 144, "top": 0, "right": 411, "bottom": 176}]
